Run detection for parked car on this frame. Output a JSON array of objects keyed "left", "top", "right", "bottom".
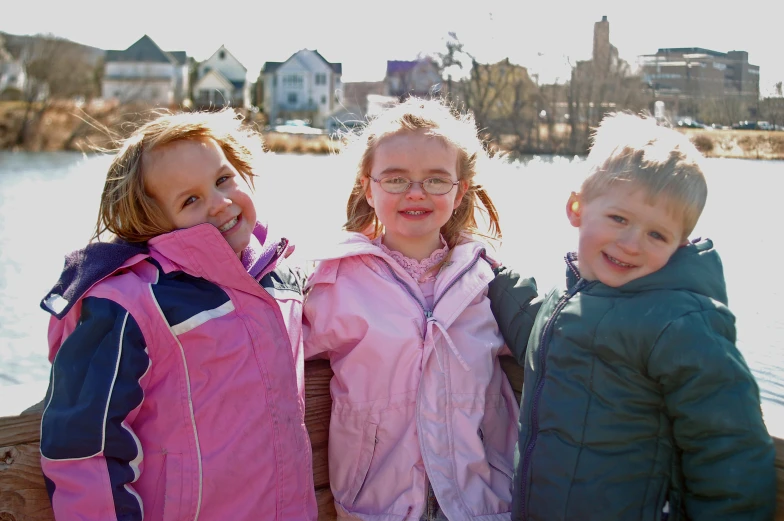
[
  {"left": 731, "top": 120, "right": 772, "bottom": 131},
  {"left": 272, "top": 120, "right": 324, "bottom": 135},
  {"left": 676, "top": 118, "right": 707, "bottom": 129}
]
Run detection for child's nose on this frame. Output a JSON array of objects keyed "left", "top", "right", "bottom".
[
  {"left": 617, "top": 228, "right": 642, "bottom": 253},
  {"left": 405, "top": 181, "right": 427, "bottom": 199},
  {"left": 208, "top": 193, "right": 232, "bottom": 216}
]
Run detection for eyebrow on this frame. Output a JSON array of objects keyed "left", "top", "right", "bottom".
[{"left": 377, "top": 167, "right": 453, "bottom": 176}]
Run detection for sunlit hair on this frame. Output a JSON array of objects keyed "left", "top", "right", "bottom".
[
  {"left": 581, "top": 112, "right": 708, "bottom": 239},
  {"left": 93, "top": 109, "right": 263, "bottom": 243},
  {"left": 343, "top": 96, "right": 501, "bottom": 249}
]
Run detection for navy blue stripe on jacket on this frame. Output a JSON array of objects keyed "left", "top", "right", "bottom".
[
  {"left": 150, "top": 270, "right": 231, "bottom": 328},
  {"left": 41, "top": 297, "right": 149, "bottom": 521}
]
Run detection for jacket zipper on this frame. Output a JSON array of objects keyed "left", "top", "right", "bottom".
[
  {"left": 378, "top": 248, "right": 486, "bottom": 336},
  {"left": 431, "top": 249, "right": 485, "bottom": 312},
  {"left": 520, "top": 277, "right": 589, "bottom": 519},
  {"left": 377, "top": 258, "right": 429, "bottom": 327},
  {"left": 379, "top": 248, "right": 486, "bottom": 514}
]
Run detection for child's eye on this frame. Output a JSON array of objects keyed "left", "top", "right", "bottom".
[
  {"left": 610, "top": 215, "right": 626, "bottom": 224},
  {"left": 649, "top": 231, "right": 665, "bottom": 241},
  {"left": 426, "top": 178, "right": 449, "bottom": 186},
  {"left": 387, "top": 177, "right": 409, "bottom": 185},
  {"left": 216, "top": 175, "right": 230, "bottom": 185},
  {"left": 182, "top": 196, "right": 197, "bottom": 208}
]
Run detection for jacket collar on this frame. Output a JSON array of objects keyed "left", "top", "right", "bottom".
[
  {"left": 148, "top": 222, "right": 287, "bottom": 292},
  {"left": 564, "top": 238, "right": 727, "bottom": 304},
  {"left": 314, "top": 231, "right": 490, "bottom": 265}
]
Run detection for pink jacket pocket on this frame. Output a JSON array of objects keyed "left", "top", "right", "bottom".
[{"left": 346, "top": 421, "right": 379, "bottom": 506}]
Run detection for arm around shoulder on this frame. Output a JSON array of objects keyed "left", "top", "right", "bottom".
[
  {"left": 648, "top": 309, "right": 777, "bottom": 520},
  {"left": 488, "top": 265, "right": 540, "bottom": 363}
]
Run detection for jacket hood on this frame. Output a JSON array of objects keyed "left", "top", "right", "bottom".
[
  {"left": 40, "top": 239, "right": 150, "bottom": 319},
  {"left": 566, "top": 238, "right": 728, "bottom": 304},
  {"left": 41, "top": 222, "right": 283, "bottom": 320},
  {"left": 312, "top": 231, "right": 494, "bottom": 263},
  {"left": 309, "top": 231, "right": 382, "bottom": 262}
]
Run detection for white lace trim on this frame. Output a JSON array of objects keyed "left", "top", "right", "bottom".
[{"left": 373, "top": 236, "right": 449, "bottom": 283}]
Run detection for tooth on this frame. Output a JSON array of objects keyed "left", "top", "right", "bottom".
[{"left": 219, "top": 217, "right": 237, "bottom": 232}]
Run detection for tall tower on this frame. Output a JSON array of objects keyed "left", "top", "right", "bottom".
[{"left": 593, "top": 15, "right": 611, "bottom": 75}]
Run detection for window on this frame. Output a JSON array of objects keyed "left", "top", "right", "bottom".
[
  {"left": 321, "top": 95, "right": 327, "bottom": 104},
  {"left": 219, "top": 50, "right": 226, "bottom": 60},
  {"left": 283, "top": 74, "right": 303, "bottom": 87},
  {"left": 288, "top": 92, "right": 298, "bottom": 104},
  {"left": 315, "top": 73, "right": 326, "bottom": 85}
]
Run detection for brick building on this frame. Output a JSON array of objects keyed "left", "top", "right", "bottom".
[{"left": 638, "top": 47, "right": 759, "bottom": 116}]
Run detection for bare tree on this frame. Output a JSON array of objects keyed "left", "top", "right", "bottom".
[
  {"left": 566, "top": 54, "right": 647, "bottom": 154},
  {"left": 436, "top": 33, "right": 538, "bottom": 153},
  {"left": 698, "top": 97, "right": 750, "bottom": 127},
  {"left": 13, "top": 34, "right": 99, "bottom": 147}
]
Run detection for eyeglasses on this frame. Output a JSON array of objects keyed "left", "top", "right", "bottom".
[{"left": 370, "top": 176, "right": 459, "bottom": 195}]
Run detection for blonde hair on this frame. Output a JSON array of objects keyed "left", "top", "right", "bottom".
[
  {"left": 344, "top": 97, "right": 501, "bottom": 249},
  {"left": 93, "top": 109, "right": 264, "bottom": 243},
  {"left": 581, "top": 112, "right": 708, "bottom": 239}
]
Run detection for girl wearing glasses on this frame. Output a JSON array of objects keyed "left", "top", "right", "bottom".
[{"left": 304, "top": 97, "right": 528, "bottom": 520}]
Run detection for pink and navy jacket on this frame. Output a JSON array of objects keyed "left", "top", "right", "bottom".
[
  {"left": 303, "top": 232, "right": 518, "bottom": 520},
  {"left": 39, "top": 222, "right": 317, "bottom": 521}
]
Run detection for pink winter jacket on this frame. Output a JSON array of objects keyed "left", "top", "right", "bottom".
[
  {"left": 39, "top": 223, "right": 317, "bottom": 521},
  {"left": 304, "top": 232, "right": 518, "bottom": 520}
]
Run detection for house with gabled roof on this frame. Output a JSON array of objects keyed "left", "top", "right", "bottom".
[
  {"left": 193, "top": 45, "right": 249, "bottom": 110},
  {"left": 101, "top": 35, "right": 189, "bottom": 106},
  {"left": 385, "top": 57, "right": 443, "bottom": 101},
  {"left": 261, "top": 49, "right": 342, "bottom": 128}
]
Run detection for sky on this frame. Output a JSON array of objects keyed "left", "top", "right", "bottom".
[{"left": 2, "top": 0, "right": 782, "bottom": 96}]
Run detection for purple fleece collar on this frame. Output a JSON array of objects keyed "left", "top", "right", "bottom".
[{"left": 242, "top": 222, "right": 282, "bottom": 280}]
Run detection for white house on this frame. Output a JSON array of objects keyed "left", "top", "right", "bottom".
[
  {"left": 262, "top": 49, "right": 342, "bottom": 128},
  {"left": 102, "top": 35, "right": 189, "bottom": 106},
  {"left": 193, "top": 45, "right": 249, "bottom": 109},
  {"left": 0, "top": 60, "right": 26, "bottom": 99},
  {"left": 0, "top": 36, "right": 27, "bottom": 100}
]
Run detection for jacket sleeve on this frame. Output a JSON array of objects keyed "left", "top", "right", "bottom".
[
  {"left": 41, "top": 296, "right": 150, "bottom": 521},
  {"left": 647, "top": 309, "right": 777, "bottom": 521},
  {"left": 488, "top": 265, "right": 540, "bottom": 364},
  {"left": 302, "top": 275, "right": 340, "bottom": 361}
]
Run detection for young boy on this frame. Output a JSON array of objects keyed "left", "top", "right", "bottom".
[{"left": 489, "top": 112, "right": 776, "bottom": 521}]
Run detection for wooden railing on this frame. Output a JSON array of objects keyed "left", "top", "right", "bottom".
[{"left": 1, "top": 358, "right": 782, "bottom": 520}]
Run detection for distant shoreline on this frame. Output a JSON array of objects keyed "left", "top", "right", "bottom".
[
  {"left": 1, "top": 101, "right": 782, "bottom": 160},
  {"left": 678, "top": 128, "right": 784, "bottom": 160}
]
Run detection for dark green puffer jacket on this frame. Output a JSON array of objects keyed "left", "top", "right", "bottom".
[{"left": 489, "top": 239, "right": 776, "bottom": 521}]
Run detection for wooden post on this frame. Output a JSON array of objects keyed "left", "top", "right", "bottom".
[{"left": 1, "top": 358, "right": 783, "bottom": 520}]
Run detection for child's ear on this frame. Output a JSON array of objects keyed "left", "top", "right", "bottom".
[
  {"left": 360, "top": 177, "right": 375, "bottom": 209},
  {"left": 453, "top": 179, "right": 468, "bottom": 207},
  {"left": 566, "top": 192, "right": 582, "bottom": 227}
]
